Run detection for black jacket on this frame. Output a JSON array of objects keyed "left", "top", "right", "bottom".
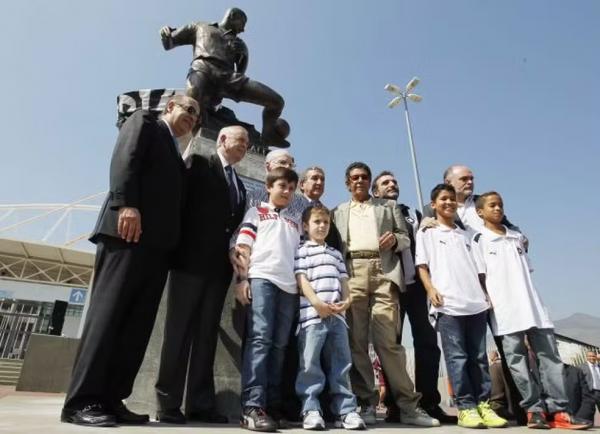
[
  {"left": 90, "top": 110, "right": 185, "bottom": 251},
  {"left": 173, "top": 153, "right": 246, "bottom": 275}
]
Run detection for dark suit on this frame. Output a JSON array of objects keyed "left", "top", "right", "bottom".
[
  {"left": 565, "top": 364, "right": 597, "bottom": 423},
  {"left": 65, "top": 110, "right": 185, "bottom": 410},
  {"left": 155, "top": 152, "right": 246, "bottom": 413}
]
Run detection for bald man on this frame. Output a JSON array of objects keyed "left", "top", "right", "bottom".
[{"left": 155, "top": 126, "right": 249, "bottom": 424}]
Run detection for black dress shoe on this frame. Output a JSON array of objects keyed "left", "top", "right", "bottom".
[
  {"left": 156, "top": 408, "right": 187, "bottom": 424},
  {"left": 61, "top": 404, "right": 117, "bottom": 427},
  {"left": 110, "top": 401, "right": 149, "bottom": 424},
  {"left": 186, "top": 408, "right": 229, "bottom": 423},
  {"left": 425, "top": 406, "right": 458, "bottom": 424}
]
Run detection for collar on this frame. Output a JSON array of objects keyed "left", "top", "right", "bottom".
[
  {"left": 437, "top": 221, "right": 458, "bottom": 232},
  {"left": 303, "top": 240, "right": 327, "bottom": 248},
  {"left": 481, "top": 225, "right": 520, "bottom": 241},
  {"left": 260, "top": 201, "right": 285, "bottom": 214},
  {"left": 161, "top": 119, "right": 177, "bottom": 142},
  {"left": 350, "top": 197, "right": 372, "bottom": 207},
  {"left": 303, "top": 195, "right": 322, "bottom": 205}
]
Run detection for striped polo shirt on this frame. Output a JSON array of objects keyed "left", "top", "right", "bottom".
[{"left": 294, "top": 241, "right": 348, "bottom": 330}]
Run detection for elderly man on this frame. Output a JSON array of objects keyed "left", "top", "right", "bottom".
[
  {"left": 299, "top": 166, "right": 325, "bottom": 205},
  {"left": 155, "top": 126, "right": 249, "bottom": 424},
  {"left": 331, "top": 162, "right": 439, "bottom": 427},
  {"left": 371, "top": 171, "right": 456, "bottom": 424},
  {"left": 61, "top": 96, "right": 200, "bottom": 427}
]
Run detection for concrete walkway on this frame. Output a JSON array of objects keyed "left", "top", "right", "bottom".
[{"left": 0, "top": 387, "right": 597, "bottom": 433}]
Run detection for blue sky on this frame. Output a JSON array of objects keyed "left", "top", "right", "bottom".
[{"left": 2, "top": 0, "right": 599, "bottom": 320}]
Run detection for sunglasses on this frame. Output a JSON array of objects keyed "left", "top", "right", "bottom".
[
  {"left": 349, "top": 174, "right": 370, "bottom": 181},
  {"left": 175, "top": 103, "right": 200, "bottom": 117}
]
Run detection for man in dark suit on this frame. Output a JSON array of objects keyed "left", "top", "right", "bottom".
[
  {"left": 578, "top": 351, "right": 600, "bottom": 421},
  {"left": 155, "top": 125, "right": 249, "bottom": 424},
  {"left": 61, "top": 95, "right": 200, "bottom": 427},
  {"left": 371, "top": 171, "right": 456, "bottom": 424},
  {"left": 565, "top": 363, "right": 597, "bottom": 425}
]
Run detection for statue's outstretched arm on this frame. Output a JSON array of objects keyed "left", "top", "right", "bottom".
[{"left": 159, "top": 23, "right": 197, "bottom": 50}]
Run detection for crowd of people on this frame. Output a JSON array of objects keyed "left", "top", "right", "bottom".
[{"left": 60, "top": 96, "right": 600, "bottom": 431}]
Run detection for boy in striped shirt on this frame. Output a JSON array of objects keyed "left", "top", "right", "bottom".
[{"left": 294, "top": 205, "right": 365, "bottom": 431}]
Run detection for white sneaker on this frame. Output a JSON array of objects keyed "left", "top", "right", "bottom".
[
  {"left": 334, "top": 411, "right": 366, "bottom": 430},
  {"left": 302, "top": 410, "right": 325, "bottom": 430},
  {"left": 359, "top": 405, "right": 377, "bottom": 425},
  {"left": 401, "top": 406, "right": 441, "bottom": 427}
]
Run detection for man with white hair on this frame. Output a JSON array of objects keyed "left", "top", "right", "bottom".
[{"left": 155, "top": 125, "right": 249, "bottom": 424}]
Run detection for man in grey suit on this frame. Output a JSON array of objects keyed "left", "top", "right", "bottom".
[{"left": 331, "top": 161, "right": 439, "bottom": 427}]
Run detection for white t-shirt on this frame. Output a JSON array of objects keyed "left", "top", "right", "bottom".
[
  {"left": 415, "top": 224, "right": 489, "bottom": 316},
  {"left": 457, "top": 196, "right": 485, "bottom": 235},
  {"left": 236, "top": 202, "right": 302, "bottom": 294},
  {"left": 472, "top": 226, "right": 553, "bottom": 336}
]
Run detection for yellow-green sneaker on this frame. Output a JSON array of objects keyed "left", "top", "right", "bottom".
[
  {"left": 477, "top": 401, "right": 508, "bottom": 428},
  {"left": 458, "top": 408, "right": 486, "bottom": 429}
]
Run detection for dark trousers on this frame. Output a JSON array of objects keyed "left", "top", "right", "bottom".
[
  {"left": 385, "top": 281, "right": 441, "bottom": 411},
  {"left": 64, "top": 236, "right": 169, "bottom": 409},
  {"left": 155, "top": 268, "right": 231, "bottom": 412}
]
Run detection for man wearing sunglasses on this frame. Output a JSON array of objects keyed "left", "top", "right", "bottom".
[
  {"left": 330, "top": 162, "right": 440, "bottom": 427},
  {"left": 61, "top": 95, "right": 200, "bottom": 427}
]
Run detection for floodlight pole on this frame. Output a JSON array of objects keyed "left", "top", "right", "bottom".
[{"left": 402, "top": 96, "right": 425, "bottom": 212}]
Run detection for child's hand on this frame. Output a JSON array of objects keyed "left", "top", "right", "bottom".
[
  {"left": 314, "top": 300, "right": 333, "bottom": 318},
  {"left": 427, "top": 288, "right": 444, "bottom": 307},
  {"left": 329, "top": 299, "right": 351, "bottom": 314},
  {"left": 235, "top": 279, "right": 252, "bottom": 306}
]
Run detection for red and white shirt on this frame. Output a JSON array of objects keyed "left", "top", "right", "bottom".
[{"left": 236, "top": 202, "right": 302, "bottom": 294}]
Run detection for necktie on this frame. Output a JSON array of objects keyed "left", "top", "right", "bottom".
[{"left": 225, "top": 165, "right": 238, "bottom": 208}]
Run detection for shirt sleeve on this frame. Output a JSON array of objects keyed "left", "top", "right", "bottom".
[
  {"left": 294, "top": 245, "right": 308, "bottom": 275},
  {"left": 471, "top": 233, "right": 487, "bottom": 274},
  {"left": 519, "top": 234, "right": 534, "bottom": 272},
  {"left": 235, "top": 207, "right": 259, "bottom": 248},
  {"left": 335, "top": 250, "right": 349, "bottom": 279},
  {"left": 414, "top": 229, "right": 429, "bottom": 267}
]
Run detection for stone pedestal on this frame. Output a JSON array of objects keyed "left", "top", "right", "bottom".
[{"left": 126, "top": 129, "right": 265, "bottom": 420}]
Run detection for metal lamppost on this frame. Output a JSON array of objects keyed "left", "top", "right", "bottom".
[{"left": 385, "top": 77, "right": 425, "bottom": 212}]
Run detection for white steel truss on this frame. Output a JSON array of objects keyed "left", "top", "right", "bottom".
[{"left": 0, "top": 253, "right": 92, "bottom": 287}]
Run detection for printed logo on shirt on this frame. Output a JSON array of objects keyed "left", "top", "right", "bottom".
[
  {"left": 439, "top": 240, "right": 446, "bottom": 245},
  {"left": 488, "top": 250, "right": 497, "bottom": 255},
  {"left": 465, "top": 243, "right": 471, "bottom": 251},
  {"left": 406, "top": 216, "right": 415, "bottom": 225},
  {"left": 517, "top": 247, "right": 523, "bottom": 255}
]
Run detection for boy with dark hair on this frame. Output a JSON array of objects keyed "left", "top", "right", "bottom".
[
  {"left": 473, "top": 192, "right": 590, "bottom": 430},
  {"left": 415, "top": 184, "right": 508, "bottom": 429},
  {"left": 294, "top": 205, "right": 365, "bottom": 431},
  {"left": 234, "top": 167, "right": 302, "bottom": 432}
]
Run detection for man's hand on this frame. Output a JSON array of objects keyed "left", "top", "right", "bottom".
[
  {"left": 235, "top": 279, "right": 252, "bottom": 306},
  {"left": 378, "top": 231, "right": 397, "bottom": 251},
  {"left": 159, "top": 26, "right": 172, "bottom": 40},
  {"left": 427, "top": 287, "right": 444, "bottom": 307},
  {"left": 314, "top": 300, "right": 333, "bottom": 319},
  {"left": 419, "top": 217, "right": 439, "bottom": 231},
  {"left": 118, "top": 207, "right": 142, "bottom": 243},
  {"left": 229, "top": 245, "right": 249, "bottom": 275}
]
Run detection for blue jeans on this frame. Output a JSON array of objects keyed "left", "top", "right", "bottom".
[
  {"left": 437, "top": 311, "right": 491, "bottom": 410},
  {"left": 296, "top": 316, "right": 357, "bottom": 416},
  {"left": 241, "top": 279, "right": 298, "bottom": 409}
]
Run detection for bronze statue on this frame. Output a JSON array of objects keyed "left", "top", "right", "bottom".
[{"left": 160, "top": 7, "right": 290, "bottom": 148}]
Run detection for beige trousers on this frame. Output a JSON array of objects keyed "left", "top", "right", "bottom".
[{"left": 346, "top": 258, "right": 421, "bottom": 412}]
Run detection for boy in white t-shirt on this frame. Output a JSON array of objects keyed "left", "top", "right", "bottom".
[
  {"left": 472, "top": 192, "right": 590, "bottom": 431},
  {"left": 415, "top": 184, "right": 507, "bottom": 429},
  {"left": 234, "top": 167, "right": 302, "bottom": 433}
]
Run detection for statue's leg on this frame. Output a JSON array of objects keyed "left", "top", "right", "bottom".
[{"left": 236, "top": 80, "right": 285, "bottom": 141}]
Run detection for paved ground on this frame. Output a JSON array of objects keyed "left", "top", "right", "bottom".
[{"left": 0, "top": 387, "right": 597, "bottom": 433}]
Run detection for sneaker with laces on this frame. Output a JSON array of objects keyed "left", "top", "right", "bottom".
[
  {"left": 359, "top": 405, "right": 377, "bottom": 425},
  {"left": 477, "top": 401, "right": 508, "bottom": 428},
  {"left": 241, "top": 407, "right": 277, "bottom": 432},
  {"left": 527, "top": 412, "right": 550, "bottom": 429},
  {"left": 458, "top": 408, "right": 486, "bottom": 429},
  {"left": 548, "top": 412, "right": 590, "bottom": 430},
  {"left": 334, "top": 411, "right": 366, "bottom": 430},
  {"left": 303, "top": 411, "right": 325, "bottom": 430},
  {"left": 401, "top": 406, "right": 441, "bottom": 427}
]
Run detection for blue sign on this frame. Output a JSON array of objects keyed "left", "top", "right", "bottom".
[{"left": 69, "top": 288, "right": 87, "bottom": 305}]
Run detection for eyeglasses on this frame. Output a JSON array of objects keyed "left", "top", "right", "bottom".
[
  {"left": 175, "top": 103, "right": 200, "bottom": 118},
  {"left": 349, "top": 174, "right": 370, "bottom": 181},
  {"left": 273, "top": 159, "right": 296, "bottom": 169}
]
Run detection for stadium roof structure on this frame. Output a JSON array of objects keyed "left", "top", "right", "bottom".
[{"left": 0, "top": 194, "right": 102, "bottom": 288}]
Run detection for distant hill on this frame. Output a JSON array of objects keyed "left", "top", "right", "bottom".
[{"left": 554, "top": 313, "right": 600, "bottom": 347}]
